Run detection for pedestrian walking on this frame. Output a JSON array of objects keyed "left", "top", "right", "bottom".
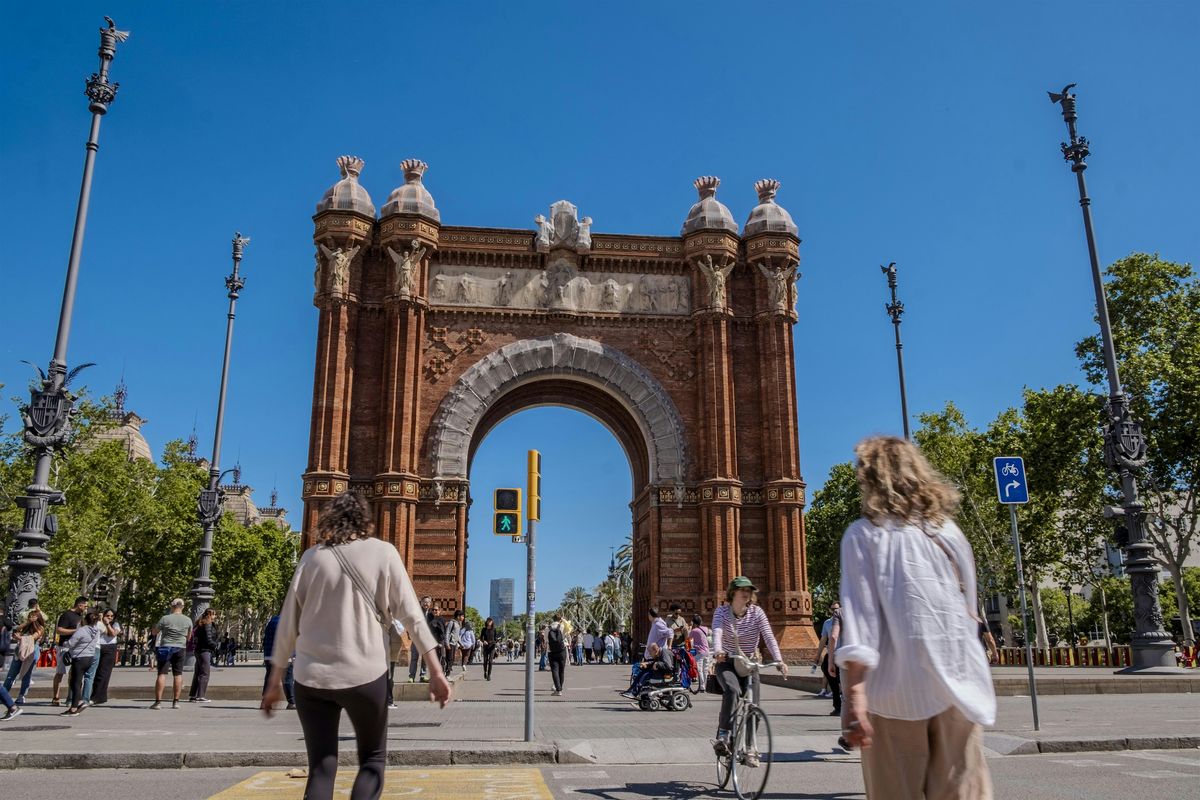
[
  {"left": 89, "top": 608, "right": 122, "bottom": 705},
  {"left": 547, "top": 614, "right": 568, "bottom": 695},
  {"left": 189, "top": 608, "right": 218, "bottom": 702},
  {"left": 50, "top": 596, "right": 87, "bottom": 706},
  {"left": 458, "top": 623, "right": 475, "bottom": 675},
  {"left": 837, "top": 435, "right": 996, "bottom": 800},
  {"left": 385, "top": 620, "right": 404, "bottom": 709},
  {"left": 443, "top": 610, "right": 463, "bottom": 673},
  {"left": 150, "top": 598, "right": 193, "bottom": 710},
  {"left": 262, "top": 614, "right": 295, "bottom": 709},
  {"left": 688, "top": 614, "right": 711, "bottom": 685},
  {"left": 480, "top": 617, "right": 497, "bottom": 680},
  {"left": 62, "top": 611, "right": 101, "bottom": 716},
  {"left": 537, "top": 626, "right": 549, "bottom": 671},
  {"left": 620, "top": 630, "right": 633, "bottom": 664},
  {"left": 668, "top": 603, "right": 688, "bottom": 649},
  {"left": 408, "top": 597, "right": 436, "bottom": 683},
  {"left": 3, "top": 605, "right": 45, "bottom": 706},
  {"left": 815, "top": 602, "right": 843, "bottom": 716},
  {"left": 581, "top": 631, "right": 593, "bottom": 664},
  {"left": 261, "top": 491, "right": 450, "bottom": 800}
]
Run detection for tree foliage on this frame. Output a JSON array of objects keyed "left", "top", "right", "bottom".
[{"left": 1076, "top": 253, "right": 1200, "bottom": 644}]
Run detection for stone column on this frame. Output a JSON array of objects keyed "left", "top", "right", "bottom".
[
  {"left": 302, "top": 211, "right": 372, "bottom": 544},
  {"left": 376, "top": 210, "right": 439, "bottom": 554},
  {"left": 686, "top": 225, "right": 743, "bottom": 605},
  {"left": 747, "top": 230, "right": 816, "bottom": 655}
]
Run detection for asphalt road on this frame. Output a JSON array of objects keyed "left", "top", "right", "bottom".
[{"left": 3, "top": 749, "right": 1195, "bottom": 799}]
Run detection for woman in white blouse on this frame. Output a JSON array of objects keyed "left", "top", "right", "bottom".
[
  {"left": 837, "top": 436, "right": 995, "bottom": 799},
  {"left": 262, "top": 492, "right": 451, "bottom": 800}
]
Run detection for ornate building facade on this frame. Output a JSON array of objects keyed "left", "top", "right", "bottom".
[{"left": 301, "top": 157, "right": 817, "bottom": 656}]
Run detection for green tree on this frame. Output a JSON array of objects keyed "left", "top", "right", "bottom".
[
  {"left": 802, "top": 462, "right": 859, "bottom": 622},
  {"left": 1076, "top": 253, "right": 1200, "bottom": 645},
  {"left": 463, "top": 605, "right": 483, "bottom": 632}
]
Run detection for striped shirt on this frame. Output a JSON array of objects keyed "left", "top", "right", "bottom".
[
  {"left": 835, "top": 517, "right": 996, "bottom": 725},
  {"left": 712, "top": 604, "right": 782, "bottom": 662}
]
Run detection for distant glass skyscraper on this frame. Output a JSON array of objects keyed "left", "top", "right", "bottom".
[{"left": 490, "top": 578, "right": 514, "bottom": 623}]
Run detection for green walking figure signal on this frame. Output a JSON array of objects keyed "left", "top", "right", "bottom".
[{"left": 493, "top": 488, "right": 523, "bottom": 536}]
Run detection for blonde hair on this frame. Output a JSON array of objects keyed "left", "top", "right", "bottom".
[{"left": 854, "top": 435, "right": 960, "bottom": 526}]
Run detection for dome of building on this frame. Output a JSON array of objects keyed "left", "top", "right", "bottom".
[
  {"left": 381, "top": 159, "right": 440, "bottom": 222},
  {"left": 315, "top": 156, "right": 376, "bottom": 217},
  {"left": 87, "top": 381, "right": 153, "bottom": 462},
  {"left": 743, "top": 178, "right": 798, "bottom": 237},
  {"left": 682, "top": 176, "right": 738, "bottom": 236}
]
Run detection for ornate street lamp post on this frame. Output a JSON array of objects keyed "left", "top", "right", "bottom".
[
  {"left": 189, "top": 233, "right": 249, "bottom": 622},
  {"left": 880, "top": 262, "right": 911, "bottom": 440},
  {"left": 4, "top": 19, "right": 129, "bottom": 628},
  {"left": 1048, "top": 85, "right": 1175, "bottom": 671}
]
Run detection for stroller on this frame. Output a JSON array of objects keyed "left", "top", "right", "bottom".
[{"left": 635, "top": 646, "right": 700, "bottom": 712}]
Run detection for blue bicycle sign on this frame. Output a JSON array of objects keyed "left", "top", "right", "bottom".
[{"left": 993, "top": 457, "right": 1029, "bottom": 504}]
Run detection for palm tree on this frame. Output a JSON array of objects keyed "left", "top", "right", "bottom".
[
  {"left": 559, "top": 586, "right": 594, "bottom": 631},
  {"left": 613, "top": 532, "right": 633, "bottom": 588}
]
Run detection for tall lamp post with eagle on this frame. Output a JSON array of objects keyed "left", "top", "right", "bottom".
[
  {"left": 5, "top": 19, "right": 130, "bottom": 628},
  {"left": 1048, "top": 85, "right": 1177, "bottom": 671}
]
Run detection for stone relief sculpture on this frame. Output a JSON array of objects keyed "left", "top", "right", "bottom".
[
  {"left": 496, "top": 271, "right": 514, "bottom": 306},
  {"left": 425, "top": 265, "right": 688, "bottom": 315},
  {"left": 318, "top": 241, "right": 360, "bottom": 294},
  {"left": 533, "top": 200, "right": 592, "bottom": 254},
  {"left": 386, "top": 238, "right": 426, "bottom": 296},
  {"left": 757, "top": 260, "right": 799, "bottom": 314},
  {"left": 601, "top": 279, "right": 619, "bottom": 310},
  {"left": 695, "top": 254, "right": 735, "bottom": 308},
  {"left": 313, "top": 251, "right": 322, "bottom": 293}
]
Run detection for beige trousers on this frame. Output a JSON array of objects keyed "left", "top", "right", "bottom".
[{"left": 861, "top": 705, "right": 993, "bottom": 800}]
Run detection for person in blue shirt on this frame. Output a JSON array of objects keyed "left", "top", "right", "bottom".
[{"left": 262, "top": 614, "right": 295, "bottom": 709}]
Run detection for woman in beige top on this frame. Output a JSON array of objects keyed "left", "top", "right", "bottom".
[{"left": 262, "top": 492, "right": 451, "bottom": 799}]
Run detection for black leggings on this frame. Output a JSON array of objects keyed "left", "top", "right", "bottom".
[
  {"left": 295, "top": 673, "right": 388, "bottom": 800},
  {"left": 715, "top": 660, "right": 749, "bottom": 733},
  {"left": 821, "top": 654, "right": 841, "bottom": 712},
  {"left": 482, "top": 644, "right": 495, "bottom": 679},
  {"left": 92, "top": 644, "right": 118, "bottom": 704},
  {"left": 68, "top": 656, "right": 94, "bottom": 710},
  {"left": 548, "top": 653, "right": 566, "bottom": 691}
]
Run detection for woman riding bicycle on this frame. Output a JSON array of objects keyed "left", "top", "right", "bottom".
[{"left": 712, "top": 576, "right": 787, "bottom": 759}]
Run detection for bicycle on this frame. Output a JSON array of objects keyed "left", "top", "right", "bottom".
[{"left": 715, "top": 660, "right": 780, "bottom": 800}]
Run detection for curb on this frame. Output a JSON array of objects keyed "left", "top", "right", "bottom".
[
  {"left": 1, "top": 733, "right": 1196, "bottom": 769},
  {"left": 0, "top": 744, "right": 560, "bottom": 770}
]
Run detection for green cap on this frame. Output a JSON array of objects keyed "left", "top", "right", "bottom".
[{"left": 727, "top": 576, "right": 757, "bottom": 593}]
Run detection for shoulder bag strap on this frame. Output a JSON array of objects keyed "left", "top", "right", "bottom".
[
  {"left": 328, "top": 544, "right": 386, "bottom": 625},
  {"left": 922, "top": 525, "right": 983, "bottom": 623}
]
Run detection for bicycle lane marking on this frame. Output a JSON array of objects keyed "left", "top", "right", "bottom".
[{"left": 207, "top": 768, "right": 553, "bottom": 799}]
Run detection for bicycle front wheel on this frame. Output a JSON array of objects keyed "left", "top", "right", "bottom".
[
  {"left": 716, "top": 744, "right": 732, "bottom": 790},
  {"left": 731, "top": 704, "right": 773, "bottom": 800}
]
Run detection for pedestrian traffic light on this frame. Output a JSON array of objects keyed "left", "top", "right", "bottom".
[
  {"left": 494, "top": 488, "right": 522, "bottom": 536},
  {"left": 527, "top": 450, "right": 541, "bottom": 521}
]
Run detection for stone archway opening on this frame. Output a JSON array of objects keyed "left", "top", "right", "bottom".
[{"left": 464, "top": 404, "right": 635, "bottom": 636}]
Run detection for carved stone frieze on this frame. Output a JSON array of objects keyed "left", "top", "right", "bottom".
[{"left": 427, "top": 262, "right": 690, "bottom": 315}]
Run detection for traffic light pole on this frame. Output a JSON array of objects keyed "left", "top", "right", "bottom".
[{"left": 524, "top": 514, "right": 536, "bottom": 742}]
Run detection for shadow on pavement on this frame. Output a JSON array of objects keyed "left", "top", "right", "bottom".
[{"left": 573, "top": 783, "right": 864, "bottom": 800}]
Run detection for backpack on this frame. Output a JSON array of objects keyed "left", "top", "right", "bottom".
[{"left": 547, "top": 625, "right": 565, "bottom": 654}]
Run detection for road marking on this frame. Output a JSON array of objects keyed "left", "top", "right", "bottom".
[
  {"left": 1122, "top": 770, "right": 1194, "bottom": 780},
  {"left": 209, "top": 768, "right": 554, "bottom": 799},
  {"left": 551, "top": 770, "right": 608, "bottom": 779},
  {"left": 1121, "top": 752, "right": 1200, "bottom": 767},
  {"left": 1049, "top": 759, "right": 1122, "bottom": 767}
]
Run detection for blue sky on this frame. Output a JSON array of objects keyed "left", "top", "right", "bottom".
[{"left": 2, "top": 3, "right": 1196, "bottom": 612}]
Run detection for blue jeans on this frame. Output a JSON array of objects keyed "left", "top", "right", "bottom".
[
  {"left": 0, "top": 681, "right": 14, "bottom": 710},
  {"left": 4, "top": 652, "right": 36, "bottom": 700},
  {"left": 574, "top": 644, "right": 584, "bottom": 665},
  {"left": 538, "top": 650, "right": 547, "bottom": 670},
  {"left": 605, "top": 645, "right": 614, "bottom": 663},
  {"left": 81, "top": 650, "right": 101, "bottom": 703}
]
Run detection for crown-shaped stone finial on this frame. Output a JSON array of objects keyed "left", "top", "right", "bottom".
[
  {"left": 401, "top": 159, "right": 428, "bottom": 184},
  {"left": 754, "top": 179, "right": 780, "bottom": 204},
  {"left": 336, "top": 155, "right": 364, "bottom": 180},
  {"left": 694, "top": 176, "right": 720, "bottom": 199}
]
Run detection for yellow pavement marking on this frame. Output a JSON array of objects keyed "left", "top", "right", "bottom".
[{"left": 208, "top": 767, "right": 554, "bottom": 799}]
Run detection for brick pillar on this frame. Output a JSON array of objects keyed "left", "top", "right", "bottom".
[
  {"left": 686, "top": 225, "right": 743, "bottom": 607},
  {"left": 748, "top": 233, "right": 817, "bottom": 656},
  {"left": 302, "top": 211, "right": 371, "bottom": 543},
  {"left": 376, "top": 215, "right": 439, "bottom": 560}
]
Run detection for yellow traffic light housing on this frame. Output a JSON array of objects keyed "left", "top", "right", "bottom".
[
  {"left": 527, "top": 450, "right": 541, "bottom": 522},
  {"left": 493, "top": 488, "right": 523, "bottom": 536}
]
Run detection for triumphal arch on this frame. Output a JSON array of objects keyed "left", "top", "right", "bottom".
[{"left": 301, "top": 156, "right": 818, "bottom": 655}]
